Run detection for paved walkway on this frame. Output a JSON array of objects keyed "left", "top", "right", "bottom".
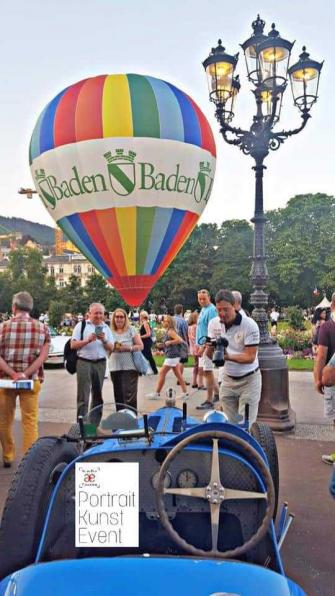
[{"left": 0, "top": 368, "right": 334, "bottom": 595}]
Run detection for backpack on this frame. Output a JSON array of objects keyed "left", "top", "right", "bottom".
[{"left": 64, "top": 320, "right": 86, "bottom": 374}]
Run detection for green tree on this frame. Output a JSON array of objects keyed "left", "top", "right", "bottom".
[
  {"left": 49, "top": 300, "right": 66, "bottom": 328},
  {"left": 59, "top": 275, "right": 86, "bottom": 314},
  {"left": 211, "top": 220, "right": 253, "bottom": 299},
  {"left": 7, "top": 247, "right": 53, "bottom": 316},
  {"left": 266, "top": 193, "right": 335, "bottom": 306},
  {"left": 0, "top": 272, "right": 13, "bottom": 313},
  {"left": 84, "top": 273, "right": 110, "bottom": 308}
]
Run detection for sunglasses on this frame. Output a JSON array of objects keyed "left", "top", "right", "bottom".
[{"left": 115, "top": 315, "right": 125, "bottom": 319}]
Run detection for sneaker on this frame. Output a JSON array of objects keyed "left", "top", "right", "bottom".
[
  {"left": 198, "top": 385, "right": 206, "bottom": 390},
  {"left": 321, "top": 453, "right": 335, "bottom": 465},
  {"left": 3, "top": 462, "right": 12, "bottom": 468},
  {"left": 196, "top": 401, "right": 214, "bottom": 410},
  {"left": 213, "top": 394, "right": 220, "bottom": 403},
  {"left": 147, "top": 392, "right": 160, "bottom": 400},
  {"left": 180, "top": 393, "right": 189, "bottom": 400},
  {"left": 192, "top": 384, "right": 198, "bottom": 389}
]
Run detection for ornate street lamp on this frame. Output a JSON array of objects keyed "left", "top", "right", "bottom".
[{"left": 203, "top": 16, "right": 323, "bottom": 431}]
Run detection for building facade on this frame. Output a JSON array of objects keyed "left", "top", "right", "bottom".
[{"left": 44, "top": 254, "right": 97, "bottom": 287}]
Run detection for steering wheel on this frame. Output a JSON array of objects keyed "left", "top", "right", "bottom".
[{"left": 155, "top": 430, "right": 275, "bottom": 558}]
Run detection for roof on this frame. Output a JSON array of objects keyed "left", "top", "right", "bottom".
[
  {"left": 43, "top": 254, "right": 87, "bottom": 264},
  {"left": 315, "top": 296, "right": 331, "bottom": 309}
]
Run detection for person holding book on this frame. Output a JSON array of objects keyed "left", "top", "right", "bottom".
[{"left": 0, "top": 292, "right": 51, "bottom": 468}]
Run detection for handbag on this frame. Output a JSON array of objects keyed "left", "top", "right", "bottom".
[
  {"left": 179, "top": 340, "right": 189, "bottom": 363},
  {"left": 132, "top": 350, "right": 149, "bottom": 375}
]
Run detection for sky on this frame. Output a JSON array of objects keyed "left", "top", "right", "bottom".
[{"left": 0, "top": 0, "right": 334, "bottom": 228}]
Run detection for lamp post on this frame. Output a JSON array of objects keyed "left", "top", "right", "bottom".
[{"left": 203, "top": 16, "right": 323, "bottom": 431}]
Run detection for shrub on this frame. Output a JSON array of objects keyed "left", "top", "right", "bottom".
[
  {"left": 277, "top": 328, "right": 312, "bottom": 352},
  {"left": 286, "top": 306, "right": 305, "bottom": 330}
]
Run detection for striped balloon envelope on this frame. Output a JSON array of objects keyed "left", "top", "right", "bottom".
[{"left": 30, "top": 74, "right": 216, "bottom": 306}]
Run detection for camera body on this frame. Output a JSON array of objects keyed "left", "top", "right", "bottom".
[{"left": 206, "top": 336, "right": 229, "bottom": 368}]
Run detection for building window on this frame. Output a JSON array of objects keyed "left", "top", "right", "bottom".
[
  {"left": 59, "top": 267, "right": 63, "bottom": 273},
  {"left": 50, "top": 267, "right": 54, "bottom": 276},
  {"left": 59, "top": 281, "right": 65, "bottom": 287},
  {"left": 74, "top": 265, "right": 81, "bottom": 274}
]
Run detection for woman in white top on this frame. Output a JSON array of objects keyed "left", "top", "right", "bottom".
[{"left": 109, "top": 309, "right": 143, "bottom": 410}]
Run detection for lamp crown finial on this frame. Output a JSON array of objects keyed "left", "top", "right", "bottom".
[
  {"left": 269, "top": 23, "right": 280, "bottom": 38},
  {"left": 300, "top": 46, "right": 310, "bottom": 60},
  {"left": 252, "top": 14, "right": 265, "bottom": 35},
  {"left": 211, "top": 39, "right": 225, "bottom": 55}
]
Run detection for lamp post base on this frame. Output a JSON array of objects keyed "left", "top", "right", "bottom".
[{"left": 256, "top": 341, "right": 296, "bottom": 432}]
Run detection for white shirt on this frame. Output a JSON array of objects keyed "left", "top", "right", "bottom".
[
  {"left": 270, "top": 310, "right": 279, "bottom": 322},
  {"left": 72, "top": 320, "right": 113, "bottom": 360},
  {"left": 208, "top": 313, "right": 259, "bottom": 377}
]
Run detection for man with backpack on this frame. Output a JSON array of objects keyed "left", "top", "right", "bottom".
[{"left": 70, "top": 303, "right": 114, "bottom": 421}]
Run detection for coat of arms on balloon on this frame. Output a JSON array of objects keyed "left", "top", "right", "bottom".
[{"left": 30, "top": 74, "right": 216, "bottom": 306}]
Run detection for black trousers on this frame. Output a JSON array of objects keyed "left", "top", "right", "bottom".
[
  {"left": 110, "top": 369, "right": 139, "bottom": 410},
  {"left": 142, "top": 345, "right": 158, "bottom": 374}
]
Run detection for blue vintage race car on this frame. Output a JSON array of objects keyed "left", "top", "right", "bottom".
[{"left": 0, "top": 397, "right": 304, "bottom": 595}]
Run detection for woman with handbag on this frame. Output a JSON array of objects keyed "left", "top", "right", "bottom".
[
  {"left": 148, "top": 315, "right": 189, "bottom": 400},
  {"left": 109, "top": 309, "right": 143, "bottom": 410},
  {"left": 139, "top": 310, "right": 158, "bottom": 374}
]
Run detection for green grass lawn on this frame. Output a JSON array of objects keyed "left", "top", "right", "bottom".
[
  {"left": 287, "top": 358, "right": 314, "bottom": 371},
  {"left": 153, "top": 354, "right": 314, "bottom": 371}
]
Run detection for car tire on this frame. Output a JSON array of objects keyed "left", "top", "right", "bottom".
[
  {"left": 250, "top": 422, "right": 279, "bottom": 520},
  {"left": 0, "top": 437, "right": 79, "bottom": 579}
]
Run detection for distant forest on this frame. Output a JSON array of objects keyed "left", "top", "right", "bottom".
[{"left": 0, "top": 216, "right": 54, "bottom": 245}]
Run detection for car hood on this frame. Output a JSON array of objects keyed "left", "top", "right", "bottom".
[
  {"left": 49, "top": 336, "right": 69, "bottom": 353},
  {"left": 0, "top": 557, "right": 305, "bottom": 596}
]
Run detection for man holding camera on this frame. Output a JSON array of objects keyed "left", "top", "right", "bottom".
[
  {"left": 71, "top": 302, "right": 114, "bottom": 420},
  {"left": 206, "top": 289, "right": 261, "bottom": 427}
]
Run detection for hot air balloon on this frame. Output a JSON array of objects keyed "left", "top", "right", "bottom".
[{"left": 29, "top": 74, "right": 216, "bottom": 306}]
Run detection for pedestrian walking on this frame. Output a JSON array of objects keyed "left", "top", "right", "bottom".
[
  {"left": 148, "top": 315, "right": 188, "bottom": 400},
  {"left": 139, "top": 310, "right": 158, "bottom": 374},
  {"left": 109, "top": 309, "right": 143, "bottom": 410},
  {"left": 270, "top": 307, "right": 280, "bottom": 334},
  {"left": 0, "top": 292, "right": 51, "bottom": 467},
  {"left": 195, "top": 289, "right": 220, "bottom": 410},
  {"left": 188, "top": 311, "right": 203, "bottom": 388},
  {"left": 71, "top": 303, "right": 114, "bottom": 422},
  {"left": 312, "top": 308, "right": 328, "bottom": 356},
  {"left": 174, "top": 304, "right": 189, "bottom": 385}
]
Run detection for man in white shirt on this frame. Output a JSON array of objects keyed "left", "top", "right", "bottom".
[
  {"left": 232, "top": 290, "right": 247, "bottom": 317},
  {"left": 71, "top": 302, "right": 114, "bottom": 421},
  {"left": 207, "top": 289, "right": 261, "bottom": 427}
]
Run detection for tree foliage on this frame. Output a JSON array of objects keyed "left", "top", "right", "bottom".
[{"left": 0, "top": 193, "right": 333, "bottom": 315}]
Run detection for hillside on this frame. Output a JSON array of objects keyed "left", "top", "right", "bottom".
[{"left": 0, "top": 216, "right": 55, "bottom": 245}]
